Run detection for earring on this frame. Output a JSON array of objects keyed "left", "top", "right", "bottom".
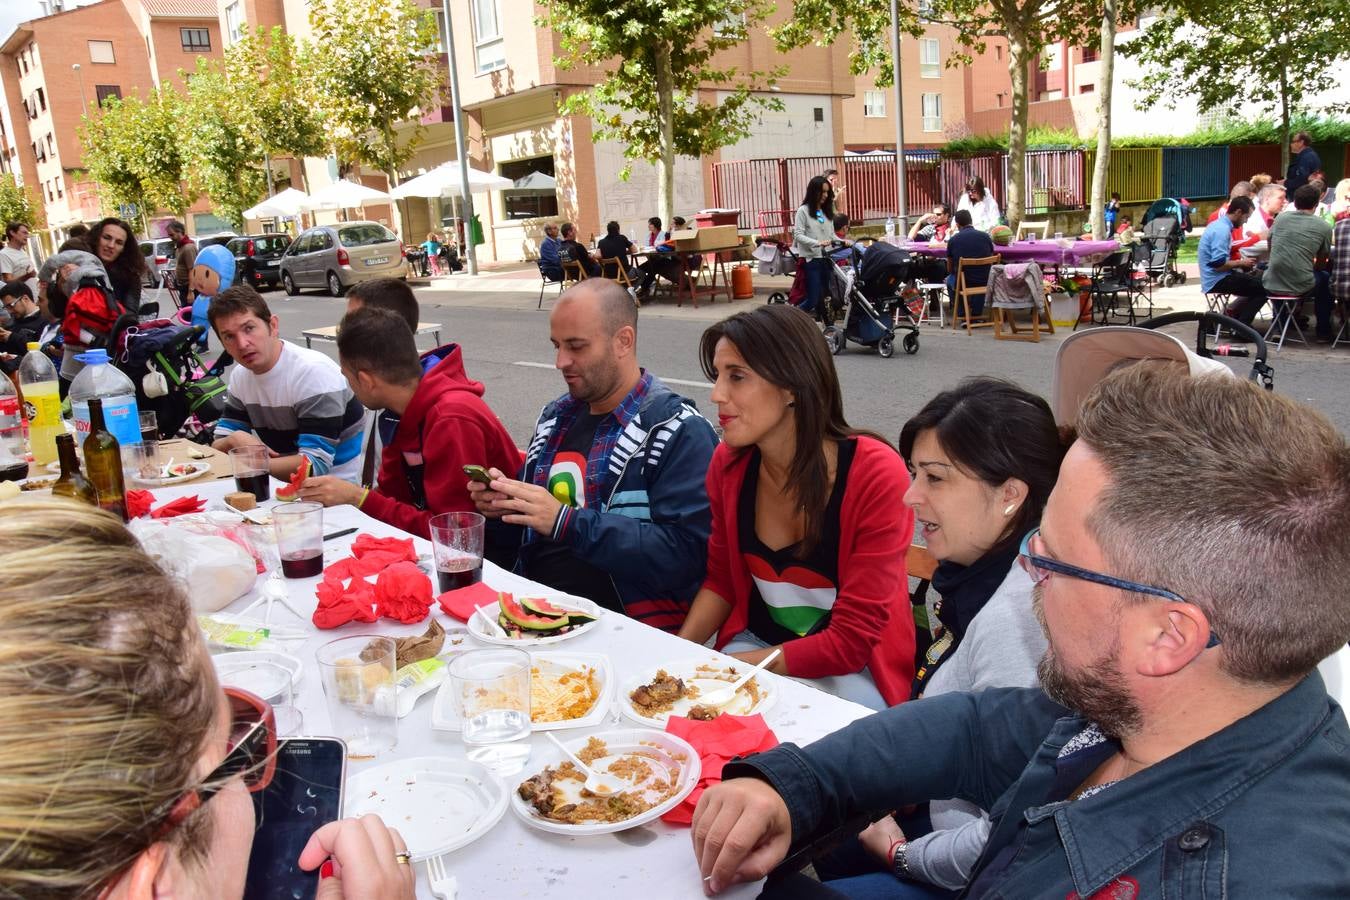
[
  {"left": 1003, "top": 503, "right": 1016, "bottom": 516},
  {"left": 787, "top": 400, "right": 795, "bottom": 408}
]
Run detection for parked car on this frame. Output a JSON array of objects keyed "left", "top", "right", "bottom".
[
  {"left": 138, "top": 237, "right": 175, "bottom": 288},
  {"left": 279, "top": 222, "right": 407, "bottom": 297},
  {"left": 196, "top": 232, "right": 238, "bottom": 251},
  {"left": 227, "top": 233, "right": 293, "bottom": 290}
]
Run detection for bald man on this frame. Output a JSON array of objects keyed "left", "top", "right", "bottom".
[{"left": 468, "top": 280, "right": 718, "bottom": 632}]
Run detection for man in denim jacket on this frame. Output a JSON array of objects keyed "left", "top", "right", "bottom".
[{"left": 693, "top": 365, "right": 1350, "bottom": 898}]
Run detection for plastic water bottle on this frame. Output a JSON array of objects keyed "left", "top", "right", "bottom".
[
  {"left": 68, "top": 349, "right": 141, "bottom": 449},
  {"left": 885, "top": 216, "right": 896, "bottom": 238},
  {"left": 0, "top": 375, "right": 26, "bottom": 482},
  {"left": 18, "top": 341, "right": 62, "bottom": 466}
]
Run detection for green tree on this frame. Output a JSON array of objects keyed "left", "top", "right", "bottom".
[
  {"left": 0, "top": 174, "right": 44, "bottom": 231},
  {"left": 80, "top": 88, "right": 193, "bottom": 219},
  {"left": 771, "top": 0, "right": 918, "bottom": 85},
  {"left": 1088, "top": 0, "right": 1117, "bottom": 239},
  {"left": 1121, "top": 0, "right": 1350, "bottom": 172},
  {"left": 538, "top": 0, "right": 783, "bottom": 224},
  {"left": 181, "top": 59, "right": 268, "bottom": 229},
  {"left": 306, "top": 0, "right": 442, "bottom": 185}
]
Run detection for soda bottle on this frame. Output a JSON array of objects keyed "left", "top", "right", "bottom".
[
  {"left": 83, "top": 398, "right": 128, "bottom": 522},
  {"left": 68, "top": 349, "right": 140, "bottom": 449},
  {"left": 18, "top": 341, "right": 62, "bottom": 466},
  {"left": 51, "top": 433, "right": 97, "bottom": 506},
  {"left": 0, "top": 374, "right": 25, "bottom": 482}
]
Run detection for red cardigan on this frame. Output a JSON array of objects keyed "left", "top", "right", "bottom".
[{"left": 701, "top": 436, "right": 916, "bottom": 705}]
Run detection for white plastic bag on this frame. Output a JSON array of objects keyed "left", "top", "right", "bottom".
[{"left": 129, "top": 518, "right": 258, "bottom": 612}]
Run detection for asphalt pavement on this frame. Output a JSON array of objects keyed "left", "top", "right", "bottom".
[{"left": 200, "top": 267, "right": 1350, "bottom": 445}]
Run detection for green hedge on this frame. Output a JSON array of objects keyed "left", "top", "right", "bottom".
[{"left": 944, "top": 117, "right": 1350, "bottom": 153}]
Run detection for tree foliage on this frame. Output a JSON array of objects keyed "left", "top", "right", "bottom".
[
  {"left": 539, "top": 0, "right": 783, "bottom": 223},
  {"left": 80, "top": 88, "right": 193, "bottom": 217},
  {"left": 306, "top": 0, "right": 442, "bottom": 180},
  {"left": 1121, "top": 0, "right": 1350, "bottom": 170},
  {"left": 224, "top": 25, "right": 328, "bottom": 184},
  {"left": 0, "top": 174, "right": 44, "bottom": 231},
  {"left": 181, "top": 58, "right": 268, "bottom": 229}
]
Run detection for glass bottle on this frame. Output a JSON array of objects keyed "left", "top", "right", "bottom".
[
  {"left": 51, "top": 433, "right": 97, "bottom": 506},
  {"left": 83, "top": 398, "right": 128, "bottom": 522}
]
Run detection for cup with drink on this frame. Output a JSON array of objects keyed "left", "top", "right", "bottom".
[
  {"left": 316, "top": 635, "right": 397, "bottom": 759},
  {"left": 430, "top": 511, "right": 485, "bottom": 592},
  {"left": 139, "top": 410, "right": 159, "bottom": 443},
  {"left": 229, "top": 445, "right": 271, "bottom": 501},
  {"left": 273, "top": 500, "right": 324, "bottom": 578},
  {"left": 450, "top": 647, "right": 532, "bottom": 773},
  {"left": 123, "top": 440, "right": 161, "bottom": 484}
]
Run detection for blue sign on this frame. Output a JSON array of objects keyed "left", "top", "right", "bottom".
[{"left": 118, "top": 202, "right": 139, "bottom": 219}]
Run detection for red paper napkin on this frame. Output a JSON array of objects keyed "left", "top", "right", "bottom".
[
  {"left": 151, "top": 495, "right": 205, "bottom": 518},
  {"left": 436, "top": 581, "right": 500, "bottom": 622},
  {"left": 313, "top": 575, "right": 378, "bottom": 629},
  {"left": 312, "top": 544, "right": 434, "bottom": 629},
  {"left": 351, "top": 534, "right": 417, "bottom": 562},
  {"left": 661, "top": 714, "right": 779, "bottom": 826},
  {"left": 373, "top": 561, "right": 434, "bottom": 624},
  {"left": 126, "top": 489, "right": 154, "bottom": 519}
]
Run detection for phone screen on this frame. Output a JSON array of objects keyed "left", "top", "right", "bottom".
[{"left": 243, "top": 737, "right": 346, "bottom": 900}]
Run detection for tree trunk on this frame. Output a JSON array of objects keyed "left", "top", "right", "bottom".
[
  {"left": 1278, "top": 68, "right": 1291, "bottom": 175},
  {"left": 1089, "top": 0, "right": 1117, "bottom": 240},
  {"left": 654, "top": 44, "right": 676, "bottom": 227},
  {"left": 1005, "top": 30, "right": 1030, "bottom": 231}
]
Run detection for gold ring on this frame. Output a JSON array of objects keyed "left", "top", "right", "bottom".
[{"left": 395, "top": 851, "right": 412, "bottom": 866}]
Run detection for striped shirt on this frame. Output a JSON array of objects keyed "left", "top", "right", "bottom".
[{"left": 216, "top": 340, "right": 365, "bottom": 481}]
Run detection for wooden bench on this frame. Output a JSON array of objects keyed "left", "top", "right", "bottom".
[{"left": 302, "top": 322, "right": 442, "bottom": 349}]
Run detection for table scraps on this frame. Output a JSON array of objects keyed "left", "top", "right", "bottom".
[
  {"left": 436, "top": 580, "right": 499, "bottom": 622},
  {"left": 373, "top": 561, "right": 435, "bottom": 624},
  {"left": 660, "top": 713, "right": 778, "bottom": 826}
]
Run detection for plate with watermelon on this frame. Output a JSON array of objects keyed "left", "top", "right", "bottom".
[{"left": 467, "top": 591, "right": 604, "bottom": 646}]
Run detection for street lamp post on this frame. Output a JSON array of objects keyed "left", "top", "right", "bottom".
[
  {"left": 440, "top": 0, "right": 478, "bottom": 276},
  {"left": 72, "top": 63, "right": 88, "bottom": 119},
  {"left": 889, "top": 0, "right": 908, "bottom": 233}
]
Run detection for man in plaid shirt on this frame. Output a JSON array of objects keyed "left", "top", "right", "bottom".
[{"left": 1330, "top": 217, "right": 1350, "bottom": 343}]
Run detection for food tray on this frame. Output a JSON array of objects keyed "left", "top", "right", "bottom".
[
  {"left": 430, "top": 651, "right": 613, "bottom": 733},
  {"left": 619, "top": 657, "right": 779, "bottom": 727}
]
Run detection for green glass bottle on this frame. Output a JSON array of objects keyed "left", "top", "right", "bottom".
[
  {"left": 51, "top": 433, "right": 97, "bottom": 507},
  {"left": 83, "top": 398, "right": 128, "bottom": 522}
]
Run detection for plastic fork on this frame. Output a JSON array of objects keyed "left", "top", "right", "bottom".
[
  {"left": 698, "top": 648, "right": 781, "bottom": 707},
  {"left": 425, "top": 853, "right": 457, "bottom": 899}
]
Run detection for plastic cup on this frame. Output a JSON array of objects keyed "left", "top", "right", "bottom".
[
  {"left": 124, "top": 441, "right": 161, "bottom": 484},
  {"left": 216, "top": 659, "right": 304, "bottom": 737},
  {"left": 316, "top": 635, "right": 397, "bottom": 759},
  {"left": 229, "top": 445, "right": 271, "bottom": 501},
  {"left": 450, "top": 647, "right": 532, "bottom": 774},
  {"left": 430, "top": 511, "right": 485, "bottom": 594},
  {"left": 274, "top": 501, "right": 323, "bottom": 578},
  {"left": 139, "top": 410, "right": 158, "bottom": 443}
]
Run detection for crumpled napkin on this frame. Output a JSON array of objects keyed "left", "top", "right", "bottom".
[
  {"left": 436, "top": 581, "right": 499, "bottom": 622},
  {"left": 312, "top": 572, "right": 378, "bottom": 629},
  {"left": 126, "top": 489, "right": 154, "bottom": 519},
  {"left": 351, "top": 534, "right": 417, "bottom": 563},
  {"left": 311, "top": 537, "right": 435, "bottom": 629},
  {"left": 373, "top": 561, "right": 435, "bottom": 624},
  {"left": 661, "top": 714, "right": 779, "bottom": 826},
  {"left": 386, "top": 619, "right": 445, "bottom": 668},
  {"left": 152, "top": 495, "right": 206, "bottom": 518}
]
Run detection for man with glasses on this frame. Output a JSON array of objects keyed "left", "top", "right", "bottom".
[
  {"left": 1283, "top": 130, "right": 1322, "bottom": 195},
  {"left": 0, "top": 282, "right": 54, "bottom": 373},
  {"left": 690, "top": 364, "right": 1350, "bottom": 897}
]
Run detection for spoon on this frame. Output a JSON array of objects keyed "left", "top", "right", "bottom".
[
  {"left": 475, "top": 603, "right": 507, "bottom": 638},
  {"left": 698, "top": 648, "right": 781, "bottom": 708},
  {"left": 545, "top": 733, "right": 618, "bottom": 797},
  {"left": 159, "top": 457, "right": 176, "bottom": 479}
]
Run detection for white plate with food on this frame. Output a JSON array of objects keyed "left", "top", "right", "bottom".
[
  {"left": 511, "top": 729, "right": 700, "bottom": 835},
  {"left": 131, "top": 460, "right": 212, "bottom": 486},
  {"left": 620, "top": 657, "right": 779, "bottom": 727},
  {"left": 17, "top": 475, "right": 57, "bottom": 492},
  {"left": 211, "top": 649, "right": 304, "bottom": 692},
  {"left": 345, "top": 756, "right": 508, "bottom": 859},
  {"left": 465, "top": 591, "right": 603, "bottom": 646},
  {"left": 430, "top": 651, "right": 613, "bottom": 733}
]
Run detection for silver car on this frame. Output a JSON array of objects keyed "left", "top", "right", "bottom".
[{"left": 279, "top": 222, "right": 408, "bottom": 296}]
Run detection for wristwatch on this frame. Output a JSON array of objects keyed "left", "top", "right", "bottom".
[{"left": 892, "top": 840, "right": 911, "bottom": 878}]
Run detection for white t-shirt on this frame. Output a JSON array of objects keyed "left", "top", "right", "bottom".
[
  {"left": 956, "top": 193, "right": 1002, "bottom": 232},
  {"left": 0, "top": 246, "right": 38, "bottom": 299}
]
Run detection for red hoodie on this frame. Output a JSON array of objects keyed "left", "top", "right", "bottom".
[{"left": 360, "top": 345, "right": 520, "bottom": 539}]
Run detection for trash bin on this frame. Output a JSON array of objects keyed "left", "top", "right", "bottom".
[{"left": 470, "top": 214, "right": 485, "bottom": 247}]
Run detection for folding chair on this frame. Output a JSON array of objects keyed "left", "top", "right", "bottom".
[
  {"left": 598, "top": 257, "right": 634, "bottom": 289},
  {"left": 953, "top": 254, "right": 1000, "bottom": 334},
  {"left": 914, "top": 282, "right": 946, "bottom": 328},
  {"left": 988, "top": 262, "right": 1053, "bottom": 342},
  {"left": 536, "top": 261, "right": 565, "bottom": 309},
  {"left": 1265, "top": 291, "right": 1309, "bottom": 352},
  {"left": 561, "top": 258, "right": 588, "bottom": 287},
  {"left": 1016, "top": 221, "right": 1049, "bottom": 241},
  {"left": 1332, "top": 298, "right": 1350, "bottom": 349}
]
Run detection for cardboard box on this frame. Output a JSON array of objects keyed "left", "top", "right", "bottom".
[{"left": 673, "top": 224, "right": 739, "bottom": 250}]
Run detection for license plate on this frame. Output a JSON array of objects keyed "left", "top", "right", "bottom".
[{"left": 365, "top": 256, "right": 389, "bottom": 266}]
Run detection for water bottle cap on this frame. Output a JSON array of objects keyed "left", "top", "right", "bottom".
[
  {"left": 25, "top": 342, "right": 38, "bottom": 351},
  {"left": 75, "top": 349, "right": 110, "bottom": 365}
]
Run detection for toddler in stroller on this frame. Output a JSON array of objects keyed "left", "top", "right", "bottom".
[
  {"left": 821, "top": 242, "right": 920, "bottom": 358},
  {"left": 110, "top": 314, "right": 228, "bottom": 441}
]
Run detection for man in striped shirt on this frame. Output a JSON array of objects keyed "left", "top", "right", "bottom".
[{"left": 209, "top": 285, "right": 365, "bottom": 482}]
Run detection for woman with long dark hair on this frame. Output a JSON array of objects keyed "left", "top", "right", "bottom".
[
  {"left": 792, "top": 175, "right": 837, "bottom": 316},
  {"left": 677, "top": 304, "right": 914, "bottom": 709},
  {"left": 89, "top": 217, "right": 145, "bottom": 314}
]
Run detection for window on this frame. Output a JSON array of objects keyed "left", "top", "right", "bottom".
[
  {"left": 56, "top": 178, "right": 63, "bottom": 198},
  {"left": 472, "top": 0, "right": 505, "bottom": 73},
  {"left": 863, "top": 91, "right": 885, "bottom": 118},
  {"left": 1045, "top": 44, "right": 1062, "bottom": 71},
  {"left": 1079, "top": 84, "right": 1095, "bottom": 94},
  {"left": 1081, "top": 46, "right": 1098, "bottom": 63},
  {"left": 921, "top": 93, "right": 942, "bottom": 132},
  {"left": 995, "top": 45, "right": 1003, "bottom": 61},
  {"left": 95, "top": 85, "right": 122, "bottom": 106},
  {"left": 917, "top": 0, "right": 934, "bottom": 21},
  {"left": 499, "top": 155, "right": 558, "bottom": 219},
  {"left": 44, "top": 181, "right": 52, "bottom": 202},
  {"left": 920, "top": 39, "right": 940, "bottom": 78},
  {"left": 713, "top": 12, "right": 746, "bottom": 36},
  {"left": 180, "top": 29, "right": 211, "bottom": 52},
  {"left": 88, "top": 41, "right": 115, "bottom": 64},
  {"left": 224, "top": 2, "right": 243, "bottom": 46},
  {"left": 36, "top": 88, "right": 45, "bottom": 112},
  {"left": 45, "top": 134, "right": 53, "bottom": 156}
]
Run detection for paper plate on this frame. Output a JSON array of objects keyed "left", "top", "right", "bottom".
[
  {"left": 465, "top": 592, "right": 603, "bottom": 647},
  {"left": 430, "top": 651, "right": 613, "bottom": 733},
  {"left": 345, "top": 756, "right": 508, "bottom": 860},
  {"left": 619, "top": 657, "right": 779, "bottom": 728},
  {"left": 510, "top": 729, "right": 700, "bottom": 835},
  {"left": 132, "top": 460, "right": 212, "bottom": 486},
  {"left": 212, "top": 649, "right": 304, "bottom": 694}
]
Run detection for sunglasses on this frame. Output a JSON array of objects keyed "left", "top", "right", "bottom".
[{"left": 1019, "top": 527, "right": 1220, "bottom": 648}]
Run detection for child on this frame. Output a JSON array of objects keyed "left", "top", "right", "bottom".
[
  {"left": 421, "top": 232, "right": 442, "bottom": 276},
  {"left": 1105, "top": 192, "right": 1121, "bottom": 233}
]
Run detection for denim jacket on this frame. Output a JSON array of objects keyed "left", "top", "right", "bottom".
[{"left": 733, "top": 675, "right": 1350, "bottom": 898}]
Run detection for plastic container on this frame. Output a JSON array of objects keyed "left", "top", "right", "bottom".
[
  {"left": 885, "top": 216, "right": 895, "bottom": 237},
  {"left": 18, "top": 342, "right": 62, "bottom": 466},
  {"left": 0, "top": 375, "right": 26, "bottom": 481},
  {"left": 68, "top": 349, "right": 140, "bottom": 449}
]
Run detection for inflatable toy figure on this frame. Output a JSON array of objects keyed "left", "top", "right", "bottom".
[{"left": 188, "top": 244, "right": 235, "bottom": 349}]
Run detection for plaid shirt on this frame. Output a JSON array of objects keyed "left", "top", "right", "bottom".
[{"left": 1333, "top": 218, "right": 1350, "bottom": 301}]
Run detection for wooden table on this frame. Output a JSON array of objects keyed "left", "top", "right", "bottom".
[
  {"left": 26, "top": 436, "right": 232, "bottom": 481},
  {"left": 303, "top": 321, "right": 442, "bottom": 349},
  {"left": 633, "top": 246, "right": 741, "bottom": 308}
]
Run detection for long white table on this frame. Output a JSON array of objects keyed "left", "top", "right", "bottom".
[{"left": 155, "top": 477, "right": 874, "bottom": 899}]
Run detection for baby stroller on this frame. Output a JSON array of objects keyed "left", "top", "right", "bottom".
[
  {"left": 1140, "top": 198, "right": 1193, "bottom": 287},
  {"left": 856, "top": 240, "right": 919, "bottom": 324},
  {"left": 821, "top": 245, "right": 919, "bottom": 358},
  {"left": 111, "top": 314, "right": 229, "bottom": 440}
]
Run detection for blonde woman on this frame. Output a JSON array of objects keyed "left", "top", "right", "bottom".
[
  {"left": 0, "top": 500, "right": 416, "bottom": 899},
  {"left": 1327, "top": 178, "right": 1350, "bottom": 222}
]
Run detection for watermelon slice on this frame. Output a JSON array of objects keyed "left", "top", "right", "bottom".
[
  {"left": 520, "top": 596, "right": 568, "bottom": 619},
  {"left": 500, "top": 593, "right": 567, "bottom": 632},
  {"left": 275, "top": 457, "right": 311, "bottom": 501}
]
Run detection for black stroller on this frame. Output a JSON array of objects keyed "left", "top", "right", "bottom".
[
  {"left": 1140, "top": 198, "right": 1193, "bottom": 287},
  {"left": 1140, "top": 311, "right": 1274, "bottom": 390},
  {"left": 821, "top": 244, "right": 919, "bottom": 358},
  {"left": 111, "top": 314, "right": 229, "bottom": 440}
]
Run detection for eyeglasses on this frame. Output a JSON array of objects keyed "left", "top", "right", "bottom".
[
  {"left": 154, "top": 687, "right": 277, "bottom": 837},
  {"left": 1019, "top": 528, "right": 1220, "bottom": 647}
]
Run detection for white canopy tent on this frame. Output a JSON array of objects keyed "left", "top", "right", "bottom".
[
  {"left": 512, "top": 170, "right": 557, "bottom": 191},
  {"left": 300, "top": 180, "right": 394, "bottom": 212},
  {"left": 242, "top": 187, "right": 309, "bottom": 219},
  {"left": 390, "top": 162, "right": 513, "bottom": 199}
]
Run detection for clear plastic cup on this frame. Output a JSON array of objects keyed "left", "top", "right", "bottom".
[
  {"left": 274, "top": 501, "right": 323, "bottom": 578},
  {"left": 123, "top": 441, "right": 161, "bottom": 484},
  {"left": 139, "top": 410, "right": 158, "bottom": 443},
  {"left": 229, "top": 445, "right": 271, "bottom": 502},
  {"left": 450, "top": 647, "right": 532, "bottom": 774},
  {"left": 216, "top": 659, "right": 304, "bottom": 737},
  {"left": 430, "top": 511, "right": 485, "bottom": 594},
  {"left": 316, "top": 635, "right": 397, "bottom": 759}
]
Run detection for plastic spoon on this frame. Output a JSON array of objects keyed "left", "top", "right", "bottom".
[
  {"left": 698, "top": 648, "right": 781, "bottom": 708},
  {"left": 545, "top": 733, "right": 618, "bottom": 797},
  {"left": 159, "top": 457, "right": 176, "bottom": 480},
  {"left": 475, "top": 603, "right": 507, "bottom": 638}
]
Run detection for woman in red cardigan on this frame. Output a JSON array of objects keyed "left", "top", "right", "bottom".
[{"left": 677, "top": 305, "right": 914, "bottom": 708}]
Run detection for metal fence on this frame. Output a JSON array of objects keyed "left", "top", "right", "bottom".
[
  {"left": 1227, "top": 145, "right": 1282, "bottom": 189},
  {"left": 1162, "top": 147, "right": 1229, "bottom": 200}
]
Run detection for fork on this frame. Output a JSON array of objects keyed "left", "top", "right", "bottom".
[{"left": 426, "top": 853, "right": 458, "bottom": 900}]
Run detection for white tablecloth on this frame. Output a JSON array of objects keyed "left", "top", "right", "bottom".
[{"left": 156, "top": 477, "right": 874, "bottom": 899}]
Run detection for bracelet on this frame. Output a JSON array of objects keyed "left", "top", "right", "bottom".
[
  {"left": 891, "top": 839, "right": 910, "bottom": 878},
  {"left": 356, "top": 487, "right": 370, "bottom": 509}
]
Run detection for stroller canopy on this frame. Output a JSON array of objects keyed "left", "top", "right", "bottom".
[{"left": 858, "top": 241, "right": 911, "bottom": 300}]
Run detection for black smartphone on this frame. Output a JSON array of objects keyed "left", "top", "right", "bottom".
[
  {"left": 463, "top": 464, "right": 493, "bottom": 484},
  {"left": 243, "top": 737, "right": 346, "bottom": 900}
]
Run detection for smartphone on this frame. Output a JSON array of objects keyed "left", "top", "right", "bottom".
[
  {"left": 243, "top": 737, "right": 346, "bottom": 900},
  {"left": 463, "top": 464, "right": 493, "bottom": 484}
]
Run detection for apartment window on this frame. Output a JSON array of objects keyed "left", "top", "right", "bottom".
[
  {"left": 95, "top": 85, "right": 122, "bottom": 106},
  {"left": 1081, "top": 46, "right": 1099, "bottom": 63},
  {"left": 55, "top": 178, "right": 63, "bottom": 198},
  {"left": 1045, "top": 44, "right": 1062, "bottom": 70},
  {"left": 1079, "top": 84, "right": 1095, "bottom": 94},
  {"left": 471, "top": 0, "right": 505, "bottom": 73},
  {"left": 44, "top": 181, "right": 52, "bottom": 202},
  {"left": 919, "top": 39, "right": 940, "bottom": 78},
  {"left": 995, "top": 45, "right": 1003, "bottom": 61},
  {"left": 89, "top": 41, "right": 115, "bottom": 64},
  {"left": 917, "top": 0, "right": 934, "bottom": 21},
  {"left": 713, "top": 12, "right": 747, "bottom": 37},
  {"left": 45, "top": 134, "right": 53, "bottom": 156},
  {"left": 224, "top": 2, "right": 243, "bottom": 46},
  {"left": 921, "top": 93, "right": 942, "bottom": 132},
  {"left": 863, "top": 91, "right": 885, "bottom": 118},
  {"left": 180, "top": 29, "right": 211, "bottom": 52},
  {"left": 36, "top": 88, "right": 45, "bottom": 112},
  {"left": 19, "top": 52, "right": 27, "bottom": 75}
]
